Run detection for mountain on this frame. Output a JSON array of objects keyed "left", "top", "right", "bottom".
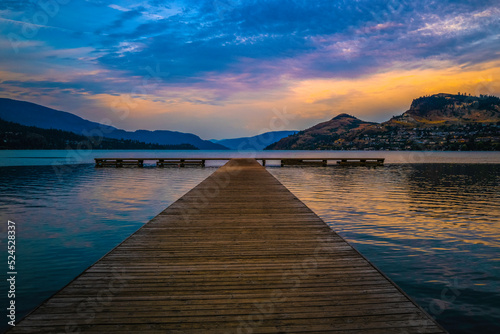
[
  {"left": 0, "top": 118, "right": 198, "bottom": 150},
  {"left": 212, "top": 130, "right": 298, "bottom": 150},
  {"left": 266, "top": 114, "right": 377, "bottom": 150},
  {"left": 389, "top": 93, "right": 500, "bottom": 125},
  {"left": 103, "top": 129, "right": 227, "bottom": 150},
  {"left": 266, "top": 93, "right": 500, "bottom": 151},
  {"left": 0, "top": 98, "right": 228, "bottom": 150}
]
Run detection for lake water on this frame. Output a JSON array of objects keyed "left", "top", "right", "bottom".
[
  {"left": 1, "top": 149, "right": 500, "bottom": 166},
  {"left": 0, "top": 150, "right": 499, "bottom": 333}
]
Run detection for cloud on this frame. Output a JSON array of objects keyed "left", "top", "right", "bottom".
[
  {"left": 288, "top": 59, "right": 500, "bottom": 121},
  {"left": 0, "top": 0, "right": 499, "bottom": 137},
  {"left": 416, "top": 8, "right": 500, "bottom": 37},
  {"left": 96, "top": 6, "right": 144, "bottom": 34},
  {"left": 89, "top": 0, "right": 499, "bottom": 86},
  {"left": 108, "top": 4, "right": 130, "bottom": 12}
]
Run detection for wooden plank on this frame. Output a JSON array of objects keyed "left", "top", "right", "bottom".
[{"left": 9, "top": 158, "right": 444, "bottom": 333}]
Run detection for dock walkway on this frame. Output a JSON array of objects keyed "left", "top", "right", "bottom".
[
  {"left": 11, "top": 159, "right": 446, "bottom": 333},
  {"left": 94, "top": 157, "right": 385, "bottom": 167}
]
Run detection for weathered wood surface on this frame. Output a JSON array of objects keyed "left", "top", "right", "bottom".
[{"left": 10, "top": 159, "right": 445, "bottom": 333}]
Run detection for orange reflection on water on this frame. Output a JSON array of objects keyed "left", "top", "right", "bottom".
[{"left": 270, "top": 164, "right": 500, "bottom": 249}]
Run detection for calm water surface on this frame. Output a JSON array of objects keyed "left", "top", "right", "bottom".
[
  {"left": 0, "top": 164, "right": 215, "bottom": 333},
  {"left": 269, "top": 164, "right": 500, "bottom": 334},
  {"left": 0, "top": 150, "right": 499, "bottom": 333},
  {"left": 1, "top": 149, "right": 499, "bottom": 166}
]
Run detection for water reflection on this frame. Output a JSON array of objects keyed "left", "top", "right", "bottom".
[
  {"left": 0, "top": 164, "right": 215, "bottom": 332},
  {"left": 0, "top": 162, "right": 498, "bottom": 333},
  {"left": 269, "top": 164, "right": 500, "bottom": 334}
]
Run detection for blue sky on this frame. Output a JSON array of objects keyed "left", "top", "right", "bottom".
[{"left": 1, "top": 0, "right": 499, "bottom": 138}]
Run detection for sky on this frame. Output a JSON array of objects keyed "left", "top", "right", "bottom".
[{"left": 0, "top": 0, "right": 499, "bottom": 139}]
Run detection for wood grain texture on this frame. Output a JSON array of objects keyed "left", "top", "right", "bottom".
[{"left": 10, "top": 159, "right": 446, "bottom": 333}]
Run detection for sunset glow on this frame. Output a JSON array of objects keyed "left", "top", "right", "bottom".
[{"left": 1, "top": 0, "right": 499, "bottom": 138}]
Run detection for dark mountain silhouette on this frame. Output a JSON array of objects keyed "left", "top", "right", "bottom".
[
  {"left": 212, "top": 130, "right": 298, "bottom": 150},
  {"left": 0, "top": 98, "right": 228, "bottom": 150},
  {"left": 0, "top": 118, "right": 198, "bottom": 150}
]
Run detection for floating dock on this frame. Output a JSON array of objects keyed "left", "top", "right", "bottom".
[
  {"left": 11, "top": 159, "right": 445, "bottom": 333},
  {"left": 94, "top": 157, "right": 385, "bottom": 167}
]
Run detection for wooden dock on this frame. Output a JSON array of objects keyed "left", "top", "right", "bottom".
[
  {"left": 95, "top": 157, "right": 385, "bottom": 167},
  {"left": 10, "top": 159, "right": 445, "bottom": 333}
]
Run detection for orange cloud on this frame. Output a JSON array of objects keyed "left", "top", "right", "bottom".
[
  {"left": 287, "top": 59, "right": 500, "bottom": 122},
  {"left": 79, "top": 59, "right": 500, "bottom": 137}
]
